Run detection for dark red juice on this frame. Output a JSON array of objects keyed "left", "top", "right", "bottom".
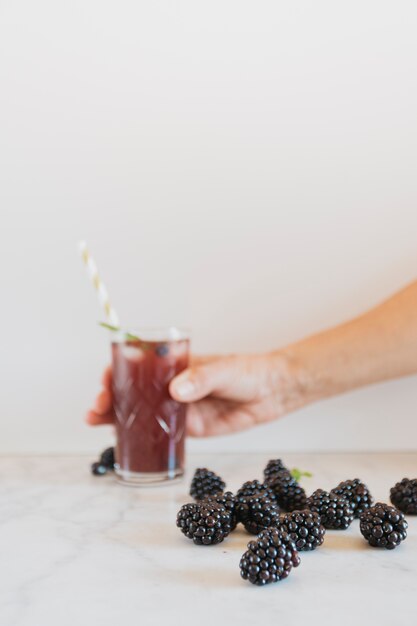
[{"left": 111, "top": 335, "right": 189, "bottom": 483}]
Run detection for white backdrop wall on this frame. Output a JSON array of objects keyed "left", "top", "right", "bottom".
[{"left": 1, "top": 1, "right": 416, "bottom": 454}]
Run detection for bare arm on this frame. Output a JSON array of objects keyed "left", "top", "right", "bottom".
[
  {"left": 86, "top": 280, "right": 417, "bottom": 437},
  {"left": 286, "top": 280, "right": 417, "bottom": 404}
]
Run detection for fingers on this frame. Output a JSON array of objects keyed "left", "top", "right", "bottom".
[
  {"left": 101, "top": 366, "right": 112, "bottom": 389},
  {"left": 86, "top": 368, "right": 114, "bottom": 426},
  {"left": 96, "top": 388, "right": 112, "bottom": 413},
  {"left": 85, "top": 410, "right": 115, "bottom": 426},
  {"left": 169, "top": 357, "right": 241, "bottom": 403}
]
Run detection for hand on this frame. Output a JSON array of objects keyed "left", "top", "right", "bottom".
[
  {"left": 85, "top": 366, "right": 114, "bottom": 427},
  {"left": 85, "top": 352, "right": 307, "bottom": 437}
]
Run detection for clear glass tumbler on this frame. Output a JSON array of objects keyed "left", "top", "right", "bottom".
[{"left": 111, "top": 327, "right": 190, "bottom": 485}]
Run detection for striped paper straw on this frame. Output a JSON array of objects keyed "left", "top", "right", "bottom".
[{"left": 78, "top": 241, "right": 120, "bottom": 327}]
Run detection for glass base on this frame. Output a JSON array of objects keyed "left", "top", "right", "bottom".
[{"left": 115, "top": 465, "right": 184, "bottom": 486}]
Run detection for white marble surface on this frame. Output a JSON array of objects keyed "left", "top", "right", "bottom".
[{"left": 1, "top": 453, "right": 416, "bottom": 626}]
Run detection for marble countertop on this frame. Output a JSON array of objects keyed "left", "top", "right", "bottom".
[{"left": 1, "top": 452, "right": 416, "bottom": 626}]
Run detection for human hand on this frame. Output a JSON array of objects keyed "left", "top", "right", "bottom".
[
  {"left": 168, "top": 353, "right": 306, "bottom": 436},
  {"left": 85, "top": 352, "right": 306, "bottom": 437}
]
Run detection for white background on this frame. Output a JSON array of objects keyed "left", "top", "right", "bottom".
[{"left": 1, "top": 1, "right": 416, "bottom": 455}]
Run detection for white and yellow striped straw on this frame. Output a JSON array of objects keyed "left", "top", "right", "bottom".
[{"left": 78, "top": 241, "right": 120, "bottom": 328}]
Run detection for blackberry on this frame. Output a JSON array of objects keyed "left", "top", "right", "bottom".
[
  {"left": 100, "top": 447, "right": 115, "bottom": 470},
  {"left": 306, "top": 489, "right": 354, "bottom": 530},
  {"left": 190, "top": 468, "right": 225, "bottom": 501},
  {"left": 263, "top": 459, "right": 289, "bottom": 479},
  {"left": 155, "top": 343, "right": 169, "bottom": 357},
  {"left": 264, "top": 470, "right": 307, "bottom": 512},
  {"left": 236, "top": 493, "right": 280, "bottom": 534},
  {"left": 236, "top": 479, "right": 275, "bottom": 501},
  {"left": 279, "top": 510, "right": 326, "bottom": 551},
  {"left": 91, "top": 462, "right": 107, "bottom": 476},
  {"left": 360, "top": 503, "right": 408, "bottom": 549},
  {"left": 176, "top": 500, "right": 232, "bottom": 545},
  {"left": 204, "top": 491, "right": 238, "bottom": 530},
  {"left": 331, "top": 478, "right": 373, "bottom": 518},
  {"left": 239, "top": 528, "right": 300, "bottom": 585},
  {"left": 390, "top": 478, "right": 417, "bottom": 515}
]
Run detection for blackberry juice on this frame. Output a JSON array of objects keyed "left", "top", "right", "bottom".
[{"left": 111, "top": 329, "right": 189, "bottom": 485}]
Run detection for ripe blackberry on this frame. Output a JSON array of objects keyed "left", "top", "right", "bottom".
[
  {"left": 100, "top": 447, "right": 115, "bottom": 470},
  {"left": 239, "top": 528, "right": 300, "bottom": 585},
  {"left": 236, "top": 479, "right": 275, "bottom": 501},
  {"left": 155, "top": 343, "right": 169, "bottom": 357},
  {"left": 306, "top": 489, "right": 354, "bottom": 530},
  {"left": 279, "top": 510, "right": 326, "bottom": 551},
  {"left": 91, "top": 462, "right": 107, "bottom": 476},
  {"left": 176, "top": 500, "right": 232, "bottom": 545},
  {"left": 236, "top": 493, "right": 280, "bottom": 534},
  {"left": 204, "top": 491, "right": 238, "bottom": 530},
  {"left": 360, "top": 503, "right": 408, "bottom": 549},
  {"left": 264, "top": 470, "right": 307, "bottom": 512},
  {"left": 331, "top": 478, "right": 373, "bottom": 518},
  {"left": 390, "top": 478, "right": 417, "bottom": 515},
  {"left": 190, "top": 468, "right": 226, "bottom": 501},
  {"left": 263, "top": 459, "right": 289, "bottom": 479}
]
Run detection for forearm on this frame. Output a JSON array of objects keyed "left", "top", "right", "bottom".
[{"left": 282, "top": 280, "right": 417, "bottom": 405}]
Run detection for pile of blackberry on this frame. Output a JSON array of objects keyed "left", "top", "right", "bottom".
[
  {"left": 390, "top": 478, "right": 417, "bottom": 515},
  {"left": 171, "top": 459, "right": 413, "bottom": 587},
  {"left": 239, "top": 528, "right": 300, "bottom": 585},
  {"left": 306, "top": 489, "right": 354, "bottom": 530},
  {"left": 360, "top": 503, "right": 408, "bottom": 549},
  {"left": 190, "top": 468, "right": 226, "bottom": 500},
  {"left": 91, "top": 447, "right": 115, "bottom": 476}
]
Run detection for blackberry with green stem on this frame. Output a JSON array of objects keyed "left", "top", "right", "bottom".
[
  {"left": 190, "top": 468, "right": 226, "bottom": 501},
  {"left": 279, "top": 510, "right": 326, "bottom": 551},
  {"left": 239, "top": 528, "right": 301, "bottom": 586},
  {"left": 306, "top": 489, "right": 354, "bottom": 529},
  {"left": 360, "top": 503, "right": 408, "bottom": 549},
  {"left": 331, "top": 478, "right": 373, "bottom": 518},
  {"left": 390, "top": 478, "right": 417, "bottom": 515},
  {"left": 176, "top": 500, "right": 232, "bottom": 545}
]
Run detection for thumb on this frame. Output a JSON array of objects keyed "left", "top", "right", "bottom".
[{"left": 169, "top": 359, "right": 236, "bottom": 402}]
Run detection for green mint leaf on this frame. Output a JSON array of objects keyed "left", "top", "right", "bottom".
[{"left": 291, "top": 468, "right": 313, "bottom": 482}]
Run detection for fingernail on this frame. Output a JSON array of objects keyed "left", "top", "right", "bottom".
[{"left": 174, "top": 378, "right": 195, "bottom": 399}]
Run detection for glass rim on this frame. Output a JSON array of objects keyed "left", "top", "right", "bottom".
[{"left": 110, "top": 326, "right": 190, "bottom": 343}]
